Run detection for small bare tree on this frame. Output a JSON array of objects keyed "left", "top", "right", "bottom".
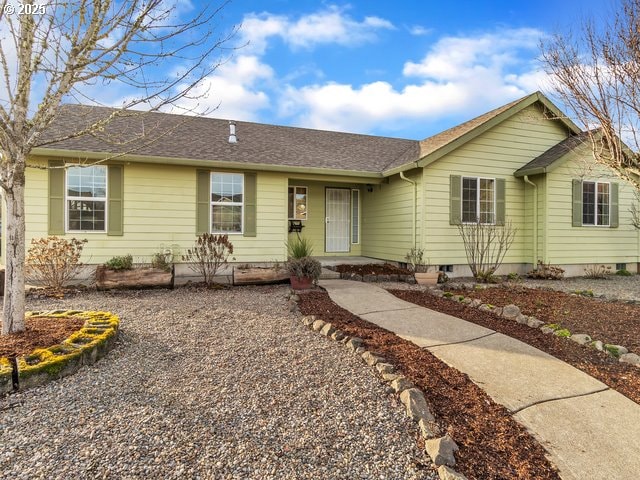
[
  {"left": 540, "top": 0, "right": 640, "bottom": 193},
  {"left": 457, "top": 220, "right": 517, "bottom": 282},
  {"left": 182, "top": 233, "right": 234, "bottom": 286},
  {"left": 0, "top": 1, "right": 236, "bottom": 334}
]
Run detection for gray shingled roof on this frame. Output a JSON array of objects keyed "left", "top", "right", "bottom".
[
  {"left": 514, "top": 131, "right": 592, "bottom": 177},
  {"left": 37, "top": 105, "right": 419, "bottom": 174}
]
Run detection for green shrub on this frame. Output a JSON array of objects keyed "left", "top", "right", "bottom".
[
  {"left": 286, "top": 236, "right": 314, "bottom": 259},
  {"left": 105, "top": 254, "right": 133, "bottom": 271},
  {"left": 616, "top": 269, "right": 632, "bottom": 276},
  {"left": 151, "top": 252, "right": 172, "bottom": 272}
]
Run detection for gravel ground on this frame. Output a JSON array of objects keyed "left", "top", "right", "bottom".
[{"left": 0, "top": 286, "right": 432, "bottom": 480}]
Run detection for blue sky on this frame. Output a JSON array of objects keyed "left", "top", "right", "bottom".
[{"left": 117, "top": 1, "right": 615, "bottom": 139}]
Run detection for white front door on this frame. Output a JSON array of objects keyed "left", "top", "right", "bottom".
[{"left": 325, "top": 188, "right": 351, "bottom": 253}]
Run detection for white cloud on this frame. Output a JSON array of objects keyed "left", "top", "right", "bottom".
[
  {"left": 408, "top": 25, "right": 432, "bottom": 36},
  {"left": 169, "top": 55, "right": 274, "bottom": 121},
  {"left": 279, "top": 28, "right": 549, "bottom": 135},
  {"left": 240, "top": 5, "right": 394, "bottom": 54}
]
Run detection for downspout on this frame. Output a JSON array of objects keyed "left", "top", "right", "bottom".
[
  {"left": 400, "top": 172, "right": 417, "bottom": 248},
  {"left": 523, "top": 175, "right": 537, "bottom": 266}
]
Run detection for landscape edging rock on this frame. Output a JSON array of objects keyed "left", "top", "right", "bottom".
[
  {"left": 294, "top": 293, "right": 468, "bottom": 480},
  {"left": 433, "top": 287, "right": 638, "bottom": 366},
  {"left": 1, "top": 310, "right": 120, "bottom": 395}
]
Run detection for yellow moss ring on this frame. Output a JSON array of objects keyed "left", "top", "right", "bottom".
[{"left": 2, "top": 311, "right": 120, "bottom": 393}]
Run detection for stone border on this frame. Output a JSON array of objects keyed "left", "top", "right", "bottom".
[
  {"left": 0, "top": 310, "right": 120, "bottom": 396},
  {"left": 289, "top": 294, "right": 468, "bottom": 480},
  {"left": 432, "top": 287, "right": 640, "bottom": 367}
]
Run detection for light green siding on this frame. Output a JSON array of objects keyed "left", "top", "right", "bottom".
[
  {"left": 286, "top": 180, "right": 362, "bottom": 256},
  {"left": 423, "top": 104, "right": 568, "bottom": 266},
  {"left": 361, "top": 169, "right": 422, "bottom": 262},
  {"left": 24, "top": 158, "right": 288, "bottom": 264},
  {"left": 545, "top": 160, "right": 639, "bottom": 264}
]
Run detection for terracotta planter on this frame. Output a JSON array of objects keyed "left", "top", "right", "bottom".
[
  {"left": 290, "top": 275, "right": 313, "bottom": 290},
  {"left": 414, "top": 272, "right": 440, "bottom": 285}
]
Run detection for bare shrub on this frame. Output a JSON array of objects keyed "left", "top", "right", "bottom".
[
  {"left": 584, "top": 264, "right": 612, "bottom": 279},
  {"left": 527, "top": 261, "right": 565, "bottom": 280},
  {"left": 182, "top": 234, "right": 234, "bottom": 286},
  {"left": 26, "top": 237, "right": 88, "bottom": 291},
  {"left": 457, "top": 220, "right": 517, "bottom": 283}
]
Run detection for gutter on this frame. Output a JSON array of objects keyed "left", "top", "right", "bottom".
[
  {"left": 399, "top": 171, "right": 417, "bottom": 248},
  {"left": 523, "top": 175, "right": 538, "bottom": 266}
]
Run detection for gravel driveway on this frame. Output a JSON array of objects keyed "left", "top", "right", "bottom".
[{"left": 0, "top": 286, "right": 431, "bottom": 480}]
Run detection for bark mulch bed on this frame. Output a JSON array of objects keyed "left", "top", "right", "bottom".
[
  {"left": 390, "top": 289, "right": 640, "bottom": 406},
  {"left": 298, "top": 290, "right": 560, "bottom": 480},
  {"left": 333, "top": 263, "right": 412, "bottom": 276},
  {"left": 0, "top": 316, "right": 84, "bottom": 357},
  {"left": 447, "top": 285, "right": 639, "bottom": 352}
]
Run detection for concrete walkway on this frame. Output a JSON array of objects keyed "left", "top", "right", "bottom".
[{"left": 320, "top": 279, "right": 640, "bottom": 480}]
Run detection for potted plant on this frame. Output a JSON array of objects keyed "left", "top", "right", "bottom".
[
  {"left": 286, "top": 236, "right": 321, "bottom": 289},
  {"left": 405, "top": 247, "right": 439, "bottom": 285}
]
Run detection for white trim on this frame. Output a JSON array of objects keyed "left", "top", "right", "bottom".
[
  {"left": 288, "top": 185, "right": 308, "bottom": 220},
  {"left": 351, "top": 188, "right": 360, "bottom": 245},
  {"left": 461, "top": 176, "right": 496, "bottom": 225},
  {"left": 581, "top": 180, "right": 611, "bottom": 227},
  {"left": 210, "top": 172, "right": 244, "bottom": 234},
  {"left": 65, "top": 165, "right": 108, "bottom": 234}
]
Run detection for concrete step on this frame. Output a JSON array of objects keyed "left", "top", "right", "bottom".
[{"left": 320, "top": 268, "right": 341, "bottom": 280}]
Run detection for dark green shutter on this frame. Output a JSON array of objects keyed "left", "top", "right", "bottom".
[
  {"left": 196, "top": 170, "right": 210, "bottom": 235},
  {"left": 572, "top": 179, "right": 582, "bottom": 227},
  {"left": 244, "top": 172, "right": 257, "bottom": 237},
  {"left": 107, "top": 165, "right": 124, "bottom": 236},
  {"left": 449, "top": 175, "right": 461, "bottom": 225},
  {"left": 610, "top": 182, "right": 619, "bottom": 228},
  {"left": 48, "top": 160, "right": 65, "bottom": 235},
  {"left": 496, "top": 178, "right": 506, "bottom": 225}
]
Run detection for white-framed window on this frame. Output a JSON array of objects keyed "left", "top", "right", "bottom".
[
  {"left": 351, "top": 189, "right": 360, "bottom": 244},
  {"left": 288, "top": 186, "right": 308, "bottom": 220},
  {"left": 211, "top": 172, "right": 244, "bottom": 234},
  {"left": 582, "top": 181, "right": 610, "bottom": 226},
  {"left": 462, "top": 176, "right": 495, "bottom": 224},
  {"left": 66, "top": 165, "right": 107, "bottom": 232}
]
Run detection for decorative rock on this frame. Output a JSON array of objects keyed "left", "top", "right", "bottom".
[
  {"left": 355, "top": 346, "right": 366, "bottom": 354},
  {"left": 391, "top": 377, "right": 414, "bottom": 393},
  {"left": 619, "top": 353, "right": 640, "bottom": 366},
  {"left": 301, "top": 315, "right": 315, "bottom": 327},
  {"left": 478, "top": 304, "right": 494, "bottom": 312},
  {"left": 469, "top": 298, "right": 482, "bottom": 308},
  {"left": 320, "top": 323, "right": 335, "bottom": 337},
  {"left": 501, "top": 304, "right": 521, "bottom": 320},
  {"left": 527, "top": 316, "right": 544, "bottom": 328},
  {"left": 425, "top": 434, "right": 458, "bottom": 467},
  {"left": 570, "top": 333, "right": 592, "bottom": 345},
  {"left": 290, "top": 294, "right": 300, "bottom": 302},
  {"left": 418, "top": 418, "right": 441, "bottom": 439},
  {"left": 362, "top": 351, "right": 383, "bottom": 366},
  {"left": 340, "top": 335, "right": 351, "bottom": 344},
  {"left": 399, "top": 388, "right": 435, "bottom": 423},
  {"left": 460, "top": 297, "right": 472, "bottom": 305},
  {"left": 346, "top": 337, "right": 363, "bottom": 351},
  {"left": 493, "top": 307, "right": 503, "bottom": 317},
  {"left": 330, "top": 330, "right": 345, "bottom": 342},
  {"left": 289, "top": 301, "right": 298, "bottom": 313},
  {"left": 438, "top": 465, "right": 469, "bottom": 480},
  {"left": 591, "top": 340, "right": 604, "bottom": 351},
  {"left": 540, "top": 326, "right": 555, "bottom": 335},
  {"left": 605, "top": 344, "right": 628, "bottom": 358},
  {"left": 382, "top": 372, "right": 401, "bottom": 382},
  {"left": 515, "top": 314, "right": 529, "bottom": 325},
  {"left": 311, "top": 320, "right": 326, "bottom": 332},
  {"left": 375, "top": 362, "right": 395, "bottom": 374}
]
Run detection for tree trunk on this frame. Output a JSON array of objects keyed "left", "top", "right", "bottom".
[{"left": 2, "top": 181, "right": 26, "bottom": 334}]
